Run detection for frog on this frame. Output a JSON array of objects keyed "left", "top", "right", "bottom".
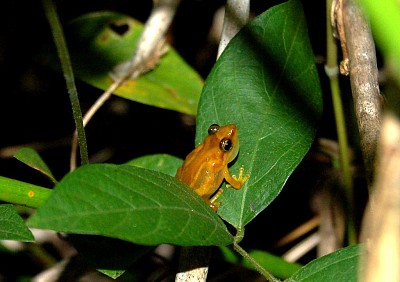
[{"left": 176, "top": 124, "right": 249, "bottom": 210}]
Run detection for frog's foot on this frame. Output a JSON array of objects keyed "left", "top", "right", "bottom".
[
  {"left": 229, "top": 167, "right": 250, "bottom": 188},
  {"left": 209, "top": 188, "right": 224, "bottom": 211},
  {"left": 208, "top": 201, "right": 221, "bottom": 212}
]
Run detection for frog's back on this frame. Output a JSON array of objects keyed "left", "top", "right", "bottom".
[{"left": 176, "top": 142, "right": 225, "bottom": 197}]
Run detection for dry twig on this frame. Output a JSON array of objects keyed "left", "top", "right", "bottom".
[{"left": 333, "top": 0, "right": 382, "bottom": 187}]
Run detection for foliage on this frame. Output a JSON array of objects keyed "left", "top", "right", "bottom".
[
  {"left": 288, "top": 244, "right": 362, "bottom": 282},
  {"left": 39, "top": 11, "right": 203, "bottom": 115},
  {"left": 196, "top": 0, "right": 321, "bottom": 228},
  {"left": 0, "top": 205, "right": 34, "bottom": 242},
  {"left": 27, "top": 164, "right": 233, "bottom": 246},
  {"left": 0, "top": 0, "right": 370, "bottom": 280}
]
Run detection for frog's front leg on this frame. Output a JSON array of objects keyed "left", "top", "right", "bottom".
[
  {"left": 208, "top": 168, "right": 249, "bottom": 211},
  {"left": 224, "top": 167, "right": 250, "bottom": 189}
]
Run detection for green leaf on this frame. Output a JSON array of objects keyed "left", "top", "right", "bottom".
[
  {"left": 27, "top": 164, "right": 233, "bottom": 246},
  {"left": 218, "top": 246, "right": 241, "bottom": 264},
  {"left": 40, "top": 11, "right": 202, "bottom": 115},
  {"left": 100, "top": 269, "right": 125, "bottom": 280},
  {"left": 196, "top": 0, "right": 322, "bottom": 228},
  {"left": 0, "top": 204, "right": 34, "bottom": 242},
  {"left": 14, "top": 147, "right": 57, "bottom": 184},
  {"left": 126, "top": 154, "right": 183, "bottom": 177},
  {"left": 288, "top": 245, "right": 362, "bottom": 282}
]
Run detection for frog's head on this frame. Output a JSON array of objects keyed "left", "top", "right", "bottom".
[{"left": 207, "top": 124, "right": 239, "bottom": 163}]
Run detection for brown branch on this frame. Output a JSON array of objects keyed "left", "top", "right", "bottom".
[{"left": 335, "top": 0, "right": 382, "bottom": 188}]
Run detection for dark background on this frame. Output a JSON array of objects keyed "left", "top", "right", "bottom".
[{"left": 0, "top": 0, "right": 363, "bottom": 279}]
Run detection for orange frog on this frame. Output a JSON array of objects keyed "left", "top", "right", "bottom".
[{"left": 176, "top": 124, "right": 249, "bottom": 210}]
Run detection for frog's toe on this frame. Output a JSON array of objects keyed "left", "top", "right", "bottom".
[
  {"left": 207, "top": 197, "right": 221, "bottom": 211},
  {"left": 233, "top": 167, "right": 250, "bottom": 184}
]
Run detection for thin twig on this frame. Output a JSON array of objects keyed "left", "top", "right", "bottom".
[
  {"left": 328, "top": 0, "right": 356, "bottom": 245},
  {"left": 274, "top": 216, "right": 320, "bottom": 248},
  {"left": 281, "top": 233, "right": 320, "bottom": 263}
]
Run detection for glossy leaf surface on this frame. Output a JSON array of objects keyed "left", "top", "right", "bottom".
[
  {"left": 196, "top": 0, "right": 322, "bottom": 228},
  {"left": 28, "top": 164, "right": 233, "bottom": 246}
]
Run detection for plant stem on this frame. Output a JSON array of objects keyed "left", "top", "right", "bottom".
[
  {"left": 233, "top": 242, "right": 280, "bottom": 282},
  {"left": 326, "top": 0, "right": 357, "bottom": 245},
  {"left": 0, "top": 176, "right": 52, "bottom": 209},
  {"left": 42, "top": 0, "right": 89, "bottom": 166}
]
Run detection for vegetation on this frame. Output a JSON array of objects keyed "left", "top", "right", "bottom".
[{"left": 0, "top": 0, "right": 397, "bottom": 281}]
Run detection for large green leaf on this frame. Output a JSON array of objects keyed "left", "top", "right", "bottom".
[
  {"left": 288, "top": 245, "right": 362, "bottom": 281},
  {"left": 40, "top": 11, "right": 202, "bottom": 115},
  {"left": 0, "top": 204, "right": 34, "bottom": 242},
  {"left": 27, "top": 164, "right": 233, "bottom": 246},
  {"left": 196, "top": 0, "right": 322, "bottom": 228}
]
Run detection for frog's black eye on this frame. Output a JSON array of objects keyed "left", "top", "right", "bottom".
[
  {"left": 208, "top": 124, "right": 220, "bottom": 135},
  {"left": 220, "top": 138, "right": 233, "bottom": 152}
]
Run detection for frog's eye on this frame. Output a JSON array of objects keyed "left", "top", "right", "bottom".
[
  {"left": 220, "top": 138, "right": 233, "bottom": 152},
  {"left": 208, "top": 124, "right": 220, "bottom": 135}
]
